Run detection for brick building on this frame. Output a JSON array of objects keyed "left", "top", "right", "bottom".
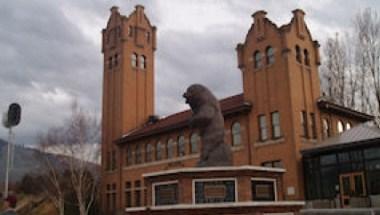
[{"left": 101, "top": 5, "right": 372, "bottom": 214}]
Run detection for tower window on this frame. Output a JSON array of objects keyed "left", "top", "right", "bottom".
[
  {"left": 177, "top": 135, "right": 185, "bottom": 157},
  {"left": 271, "top": 112, "right": 281, "bottom": 138},
  {"left": 310, "top": 113, "right": 316, "bottom": 139},
  {"left": 190, "top": 133, "right": 199, "bottom": 153},
  {"left": 232, "top": 122, "right": 241, "bottom": 146},
  {"left": 296, "top": 45, "right": 302, "bottom": 63},
  {"left": 139, "top": 55, "right": 146, "bottom": 69},
  {"left": 128, "top": 26, "right": 133, "bottom": 37},
  {"left": 266, "top": 46, "right": 274, "bottom": 65},
  {"left": 146, "top": 32, "right": 150, "bottom": 42},
  {"left": 254, "top": 51, "right": 262, "bottom": 69},
  {"left": 304, "top": 49, "right": 310, "bottom": 66},
  {"left": 131, "top": 53, "right": 137, "bottom": 68},
  {"left": 322, "top": 118, "right": 330, "bottom": 139},
  {"left": 258, "top": 115, "right": 268, "bottom": 141},
  {"left": 300, "top": 111, "right": 308, "bottom": 137}
]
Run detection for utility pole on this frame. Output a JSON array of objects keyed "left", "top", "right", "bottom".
[{"left": 2, "top": 103, "right": 21, "bottom": 198}]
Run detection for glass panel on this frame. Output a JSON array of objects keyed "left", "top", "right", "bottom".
[
  {"left": 342, "top": 176, "right": 351, "bottom": 196},
  {"left": 367, "top": 170, "right": 380, "bottom": 195},
  {"left": 320, "top": 154, "right": 337, "bottom": 166},
  {"left": 178, "top": 136, "right": 185, "bottom": 156},
  {"left": 321, "top": 166, "right": 338, "bottom": 198},
  {"left": 364, "top": 147, "right": 380, "bottom": 159},
  {"left": 190, "top": 133, "right": 199, "bottom": 153},
  {"left": 232, "top": 122, "right": 241, "bottom": 146},
  {"left": 338, "top": 152, "right": 350, "bottom": 163},
  {"left": 252, "top": 180, "right": 275, "bottom": 201},
  {"left": 354, "top": 175, "right": 364, "bottom": 196}
]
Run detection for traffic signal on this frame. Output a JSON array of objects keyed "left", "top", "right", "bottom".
[{"left": 7, "top": 103, "right": 21, "bottom": 127}]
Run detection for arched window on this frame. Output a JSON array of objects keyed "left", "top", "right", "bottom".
[
  {"left": 178, "top": 135, "right": 185, "bottom": 157},
  {"left": 156, "top": 141, "right": 162, "bottom": 161},
  {"left": 254, "top": 51, "right": 262, "bottom": 69},
  {"left": 322, "top": 119, "right": 330, "bottom": 139},
  {"left": 139, "top": 55, "right": 146, "bottom": 69},
  {"left": 190, "top": 133, "right": 200, "bottom": 153},
  {"left": 337, "top": 120, "right": 344, "bottom": 133},
  {"left": 304, "top": 49, "right": 310, "bottom": 66},
  {"left": 131, "top": 53, "right": 137, "bottom": 67},
  {"left": 145, "top": 143, "right": 153, "bottom": 162},
  {"left": 296, "top": 45, "right": 302, "bottom": 63},
  {"left": 266, "top": 46, "right": 274, "bottom": 65},
  {"left": 167, "top": 138, "right": 175, "bottom": 159},
  {"left": 135, "top": 144, "right": 142, "bottom": 164},
  {"left": 346, "top": 122, "right": 352, "bottom": 130},
  {"left": 232, "top": 122, "right": 241, "bottom": 146}
]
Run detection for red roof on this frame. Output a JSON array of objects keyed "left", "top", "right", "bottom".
[{"left": 117, "top": 94, "right": 251, "bottom": 144}]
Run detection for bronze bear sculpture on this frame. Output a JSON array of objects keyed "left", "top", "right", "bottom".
[{"left": 183, "top": 84, "right": 233, "bottom": 167}]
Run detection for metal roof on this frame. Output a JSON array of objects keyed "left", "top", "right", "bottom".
[{"left": 302, "top": 123, "right": 380, "bottom": 155}]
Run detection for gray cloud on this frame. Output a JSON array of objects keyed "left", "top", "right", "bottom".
[{"left": 1, "top": 0, "right": 380, "bottom": 145}]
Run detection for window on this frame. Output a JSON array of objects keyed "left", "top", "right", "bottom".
[
  {"left": 128, "top": 26, "right": 133, "bottom": 37},
  {"left": 262, "top": 160, "right": 283, "bottom": 168},
  {"left": 167, "top": 138, "right": 175, "bottom": 159},
  {"left": 177, "top": 135, "right": 185, "bottom": 157},
  {"left": 108, "top": 57, "right": 112, "bottom": 69},
  {"left": 271, "top": 112, "right": 281, "bottom": 138},
  {"left": 296, "top": 45, "right": 302, "bottom": 63},
  {"left": 126, "top": 145, "right": 133, "bottom": 166},
  {"left": 301, "top": 111, "right": 308, "bottom": 137},
  {"left": 346, "top": 122, "right": 352, "bottom": 130},
  {"left": 258, "top": 115, "right": 267, "bottom": 141},
  {"left": 139, "top": 55, "right": 146, "bottom": 69},
  {"left": 231, "top": 122, "right": 241, "bottom": 146},
  {"left": 131, "top": 53, "right": 137, "bottom": 67},
  {"left": 111, "top": 183, "right": 117, "bottom": 211},
  {"left": 251, "top": 179, "right": 276, "bottom": 201},
  {"left": 146, "top": 143, "right": 153, "bottom": 162},
  {"left": 146, "top": 32, "right": 150, "bottom": 42},
  {"left": 266, "top": 46, "right": 274, "bottom": 65},
  {"left": 111, "top": 150, "right": 116, "bottom": 170},
  {"left": 190, "top": 133, "right": 199, "bottom": 153},
  {"left": 135, "top": 144, "right": 142, "bottom": 164},
  {"left": 304, "top": 49, "right": 310, "bottom": 66},
  {"left": 125, "top": 182, "right": 132, "bottom": 207},
  {"left": 322, "top": 118, "right": 330, "bottom": 139},
  {"left": 337, "top": 120, "right": 344, "bottom": 133},
  {"left": 156, "top": 141, "right": 162, "bottom": 160},
  {"left": 134, "top": 181, "right": 141, "bottom": 207},
  {"left": 254, "top": 51, "right": 262, "bottom": 69},
  {"left": 310, "top": 113, "right": 317, "bottom": 139}
]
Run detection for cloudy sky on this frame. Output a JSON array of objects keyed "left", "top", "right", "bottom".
[{"left": 0, "top": 0, "right": 379, "bottom": 146}]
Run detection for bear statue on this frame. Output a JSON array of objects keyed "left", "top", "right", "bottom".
[{"left": 183, "top": 84, "right": 233, "bottom": 167}]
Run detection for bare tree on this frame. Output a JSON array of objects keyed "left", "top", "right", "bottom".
[{"left": 37, "top": 101, "right": 100, "bottom": 215}]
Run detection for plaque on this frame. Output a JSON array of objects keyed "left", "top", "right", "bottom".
[
  {"left": 154, "top": 183, "right": 178, "bottom": 205},
  {"left": 194, "top": 180, "right": 236, "bottom": 203},
  {"left": 252, "top": 180, "right": 275, "bottom": 201}
]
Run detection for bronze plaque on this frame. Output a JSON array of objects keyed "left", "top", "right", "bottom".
[{"left": 204, "top": 184, "right": 227, "bottom": 199}]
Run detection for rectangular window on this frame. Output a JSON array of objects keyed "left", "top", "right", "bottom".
[
  {"left": 271, "top": 112, "right": 281, "bottom": 138},
  {"left": 262, "top": 160, "right": 283, "bottom": 168},
  {"left": 251, "top": 179, "right": 276, "bottom": 201},
  {"left": 301, "top": 111, "right": 308, "bottom": 138},
  {"left": 126, "top": 145, "right": 133, "bottom": 166},
  {"left": 111, "top": 183, "right": 117, "bottom": 210},
  {"left": 258, "top": 115, "right": 267, "bottom": 141},
  {"left": 310, "top": 113, "right": 317, "bottom": 139},
  {"left": 135, "top": 180, "right": 141, "bottom": 207},
  {"left": 125, "top": 182, "right": 132, "bottom": 207}
]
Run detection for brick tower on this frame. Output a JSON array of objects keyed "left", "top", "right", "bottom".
[
  {"left": 101, "top": 5, "right": 156, "bottom": 213},
  {"left": 236, "top": 10, "right": 321, "bottom": 200}
]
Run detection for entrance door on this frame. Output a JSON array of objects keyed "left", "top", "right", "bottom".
[{"left": 339, "top": 172, "right": 366, "bottom": 207}]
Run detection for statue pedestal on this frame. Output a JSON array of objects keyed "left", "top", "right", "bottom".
[{"left": 126, "top": 165, "right": 304, "bottom": 215}]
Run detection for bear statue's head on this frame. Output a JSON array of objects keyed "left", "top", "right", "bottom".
[{"left": 183, "top": 84, "right": 217, "bottom": 112}]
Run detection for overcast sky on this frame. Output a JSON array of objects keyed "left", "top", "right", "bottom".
[{"left": 0, "top": 0, "right": 379, "bottom": 146}]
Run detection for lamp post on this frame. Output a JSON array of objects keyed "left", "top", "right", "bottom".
[{"left": 2, "top": 103, "right": 21, "bottom": 198}]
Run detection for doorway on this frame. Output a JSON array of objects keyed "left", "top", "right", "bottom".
[{"left": 339, "top": 172, "right": 366, "bottom": 207}]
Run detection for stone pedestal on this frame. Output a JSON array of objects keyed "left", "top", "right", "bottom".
[{"left": 126, "top": 165, "right": 304, "bottom": 215}]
